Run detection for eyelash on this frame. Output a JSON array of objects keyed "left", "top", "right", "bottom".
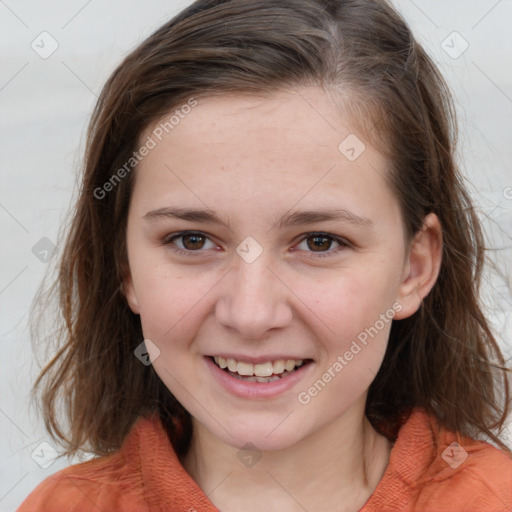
[{"left": 161, "top": 231, "right": 350, "bottom": 259}]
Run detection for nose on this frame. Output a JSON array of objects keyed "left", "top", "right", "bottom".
[{"left": 215, "top": 252, "right": 293, "bottom": 340}]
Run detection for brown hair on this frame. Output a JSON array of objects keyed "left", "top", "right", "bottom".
[{"left": 31, "top": 0, "right": 511, "bottom": 458}]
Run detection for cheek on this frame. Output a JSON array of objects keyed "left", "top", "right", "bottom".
[
  {"left": 300, "top": 264, "right": 398, "bottom": 396},
  {"left": 306, "top": 266, "right": 397, "bottom": 341},
  {"left": 137, "top": 276, "right": 193, "bottom": 343},
  {"left": 299, "top": 273, "right": 394, "bottom": 409},
  {"left": 126, "top": 244, "right": 182, "bottom": 336},
  {"left": 300, "top": 335, "right": 388, "bottom": 416},
  {"left": 133, "top": 263, "right": 220, "bottom": 358}
]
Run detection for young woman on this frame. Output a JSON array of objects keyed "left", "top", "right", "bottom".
[{"left": 19, "top": 0, "right": 512, "bottom": 510}]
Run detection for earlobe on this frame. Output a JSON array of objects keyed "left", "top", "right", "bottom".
[
  {"left": 121, "top": 275, "right": 140, "bottom": 315},
  {"left": 394, "top": 213, "right": 443, "bottom": 320}
]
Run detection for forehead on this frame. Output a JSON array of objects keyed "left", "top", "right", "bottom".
[
  {"left": 132, "top": 87, "right": 399, "bottom": 228},
  {"left": 147, "top": 90, "right": 340, "bottom": 163}
]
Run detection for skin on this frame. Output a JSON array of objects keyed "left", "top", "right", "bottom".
[{"left": 123, "top": 86, "right": 442, "bottom": 512}]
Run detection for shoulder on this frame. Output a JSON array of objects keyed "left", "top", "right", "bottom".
[
  {"left": 17, "top": 416, "right": 157, "bottom": 512},
  {"left": 18, "top": 413, "right": 216, "bottom": 512},
  {"left": 404, "top": 409, "right": 512, "bottom": 510},
  {"left": 364, "top": 408, "right": 512, "bottom": 511},
  {"left": 424, "top": 436, "right": 512, "bottom": 510},
  {"left": 17, "top": 450, "right": 146, "bottom": 512}
]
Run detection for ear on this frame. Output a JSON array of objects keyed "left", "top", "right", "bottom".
[
  {"left": 394, "top": 213, "right": 443, "bottom": 320},
  {"left": 121, "top": 272, "right": 140, "bottom": 315}
]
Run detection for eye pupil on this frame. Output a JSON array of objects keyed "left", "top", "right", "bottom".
[
  {"left": 308, "top": 236, "right": 331, "bottom": 252},
  {"left": 168, "top": 232, "right": 343, "bottom": 257},
  {"left": 183, "top": 234, "right": 205, "bottom": 250}
]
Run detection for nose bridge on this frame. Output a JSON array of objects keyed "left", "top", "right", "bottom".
[{"left": 215, "top": 246, "right": 292, "bottom": 339}]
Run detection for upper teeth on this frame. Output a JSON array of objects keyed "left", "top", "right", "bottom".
[{"left": 213, "top": 356, "right": 304, "bottom": 377}]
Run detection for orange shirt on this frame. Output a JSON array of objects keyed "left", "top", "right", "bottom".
[{"left": 18, "top": 408, "right": 512, "bottom": 511}]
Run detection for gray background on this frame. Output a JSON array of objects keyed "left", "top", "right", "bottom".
[{"left": 1, "top": 1, "right": 511, "bottom": 510}]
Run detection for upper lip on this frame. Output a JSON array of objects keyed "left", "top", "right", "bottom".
[{"left": 207, "top": 354, "right": 313, "bottom": 364}]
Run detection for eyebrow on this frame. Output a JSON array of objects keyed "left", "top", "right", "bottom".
[{"left": 144, "top": 206, "right": 374, "bottom": 230}]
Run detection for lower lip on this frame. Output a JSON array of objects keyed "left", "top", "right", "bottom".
[{"left": 204, "top": 356, "right": 314, "bottom": 399}]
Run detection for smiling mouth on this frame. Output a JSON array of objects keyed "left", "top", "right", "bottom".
[{"left": 210, "top": 356, "right": 313, "bottom": 383}]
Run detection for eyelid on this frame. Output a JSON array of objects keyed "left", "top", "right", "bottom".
[
  {"left": 161, "top": 230, "right": 350, "bottom": 258},
  {"left": 161, "top": 231, "right": 219, "bottom": 253},
  {"left": 292, "top": 232, "right": 350, "bottom": 259}
]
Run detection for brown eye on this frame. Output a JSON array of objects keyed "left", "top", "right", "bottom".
[
  {"left": 180, "top": 233, "right": 206, "bottom": 250},
  {"left": 295, "top": 232, "right": 349, "bottom": 259},
  {"left": 307, "top": 235, "right": 334, "bottom": 252},
  {"left": 163, "top": 231, "right": 216, "bottom": 254}
]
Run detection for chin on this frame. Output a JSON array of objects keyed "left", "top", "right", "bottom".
[{"left": 209, "top": 419, "right": 308, "bottom": 453}]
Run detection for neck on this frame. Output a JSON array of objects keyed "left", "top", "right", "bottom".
[{"left": 180, "top": 402, "right": 393, "bottom": 512}]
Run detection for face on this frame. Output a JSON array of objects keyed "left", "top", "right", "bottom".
[{"left": 123, "top": 87, "right": 416, "bottom": 451}]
